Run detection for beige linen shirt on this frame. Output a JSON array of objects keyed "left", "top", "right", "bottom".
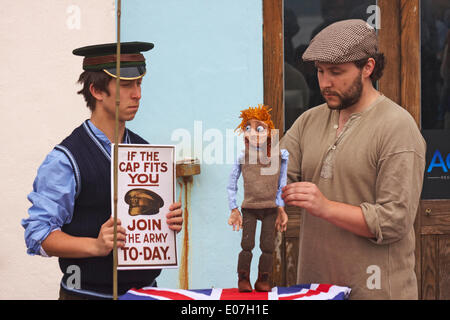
[{"left": 281, "top": 95, "right": 426, "bottom": 299}]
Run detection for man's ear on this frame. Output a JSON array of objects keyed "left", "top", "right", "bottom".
[
  {"left": 89, "top": 83, "right": 104, "bottom": 101},
  {"left": 362, "top": 58, "right": 376, "bottom": 80}
]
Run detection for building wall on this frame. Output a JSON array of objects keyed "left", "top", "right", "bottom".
[
  {"left": 0, "top": 0, "right": 114, "bottom": 299},
  {"left": 122, "top": 0, "right": 264, "bottom": 289},
  {"left": 0, "top": 0, "right": 263, "bottom": 299}
]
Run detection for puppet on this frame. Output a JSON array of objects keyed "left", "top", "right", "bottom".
[{"left": 227, "top": 104, "right": 289, "bottom": 292}]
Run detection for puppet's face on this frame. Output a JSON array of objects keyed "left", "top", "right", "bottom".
[{"left": 244, "top": 119, "right": 269, "bottom": 149}]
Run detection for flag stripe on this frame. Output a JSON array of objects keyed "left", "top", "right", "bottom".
[
  {"left": 220, "top": 288, "right": 269, "bottom": 300},
  {"left": 278, "top": 283, "right": 333, "bottom": 300},
  {"left": 133, "top": 288, "right": 195, "bottom": 300},
  {"left": 120, "top": 284, "right": 351, "bottom": 300}
]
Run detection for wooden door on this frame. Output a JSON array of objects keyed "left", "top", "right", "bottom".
[
  {"left": 264, "top": 0, "right": 450, "bottom": 299},
  {"left": 379, "top": 0, "right": 450, "bottom": 300}
]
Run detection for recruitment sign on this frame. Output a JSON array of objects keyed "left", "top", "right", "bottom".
[{"left": 111, "top": 144, "right": 177, "bottom": 269}]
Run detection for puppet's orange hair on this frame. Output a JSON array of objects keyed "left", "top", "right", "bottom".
[{"left": 235, "top": 104, "right": 275, "bottom": 133}]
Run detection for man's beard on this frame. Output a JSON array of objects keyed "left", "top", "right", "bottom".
[{"left": 321, "top": 72, "right": 363, "bottom": 110}]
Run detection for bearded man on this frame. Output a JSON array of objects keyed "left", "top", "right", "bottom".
[{"left": 280, "top": 20, "right": 426, "bottom": 299}]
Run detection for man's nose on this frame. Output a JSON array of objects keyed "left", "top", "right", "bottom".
[
  {"left": 131, "top": 83, "right": 141, "bottom": 99},
  {"left": 319, "top": 72, "right": 332, "bottom": 89}
]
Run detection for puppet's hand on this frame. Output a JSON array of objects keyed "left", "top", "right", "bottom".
[
  {"left": 276, "top": 207, "right": 288, "bottom": 232},
  {"left": 228, "top": 208, "right": 243, "bottom": 231}
]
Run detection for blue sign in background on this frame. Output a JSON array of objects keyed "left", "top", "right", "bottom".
[{"left": 421, "top": 130, "right": 450, "bottom": 199}]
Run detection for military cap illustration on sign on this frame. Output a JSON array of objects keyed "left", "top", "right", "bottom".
[
  {"left": 124, "top": 188, "right": 164, "bottom": 216},
  {"left": 72, "top": 41, "right": 154, "bottom": 80}
]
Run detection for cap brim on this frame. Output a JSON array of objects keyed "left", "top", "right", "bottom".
[
  {"left": 73, "top": 41, "right": 154, "bottom": 56},
  {"left": 103, "top": 65, "right": 146, "bottom": 80}
]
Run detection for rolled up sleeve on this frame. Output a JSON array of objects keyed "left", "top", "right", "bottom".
[
  {"left": 360, "top": 150, "right": 425, "bottom": 245},
  {"left": 21, "top": 149, "right": 76, "bottom": 255}
]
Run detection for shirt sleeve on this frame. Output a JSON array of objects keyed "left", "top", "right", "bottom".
[
  {"left": 21, "top": 149, "right": 77, "bottom": 256},
  {"left": 360, "top": 151, "right": 425, "bottom": 245},
  {"left": 360, "top": 116, "right": 426, "bottom": 245},
  {"left": 276, "top": 149, "right": 289, "bottom": 207},
  {"left": 227, "top": 152, "right": 244, "bottom": 211}
]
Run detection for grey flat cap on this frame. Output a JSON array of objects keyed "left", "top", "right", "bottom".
[{"left": 302, "top": 19, "right": 378, "bottom": 64}]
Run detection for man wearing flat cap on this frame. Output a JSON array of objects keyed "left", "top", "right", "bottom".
[
  {"left": 21, "top": 42, "right": 183, "bottom": 299},
  {"left": 281, "top": 20, "right": 426, "bottom": 299}
]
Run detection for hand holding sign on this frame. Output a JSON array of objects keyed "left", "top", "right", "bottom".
[{"left": 95, "top": 218, "right": 127, "bottom": 256}]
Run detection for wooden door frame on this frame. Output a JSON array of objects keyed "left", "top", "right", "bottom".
[
  {"left": 378, "top": 0, "right": 424, "bottom": 299},
  {"left": 263, "top": 0, "right": 286, "bottom": 286},
  {"left": 263, "top": 0, "right": 284, "bottom": 133},
  {"left": 378, "top": 0, "right": 421, "bottom": 129}
]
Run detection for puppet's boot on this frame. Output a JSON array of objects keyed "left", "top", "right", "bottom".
[
  {"left": 254, "top": 272, "right": 271, "bottom": 292},
  {"left": 238, "top": 271, "right": 253, "bottom": 292}
]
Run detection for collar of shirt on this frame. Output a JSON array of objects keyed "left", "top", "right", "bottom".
[{"left": 86, "top": 119, "right": 130, "bottom": 156}]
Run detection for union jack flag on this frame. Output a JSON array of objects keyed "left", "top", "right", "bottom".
[{"left": 119, "top": 284, "right": 351, "bottom": 300}]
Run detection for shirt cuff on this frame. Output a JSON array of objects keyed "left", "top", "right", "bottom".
[
  {"left": 276, "top": 194, "right": 285, "bottom": 207},
  {"left": 39, "top": 246, "right": 50, "bottom": 257},
  {"left": 38, "top": 228, "right": 60, "bottom": 257},
  {"left": 229, "top": 202, "right": 238, "bottom": 211},
  {"left": 360, "top": 202, "right": 383, "bottom": 244}
]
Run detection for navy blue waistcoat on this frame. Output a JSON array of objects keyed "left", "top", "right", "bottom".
[{"left": 56, "top": 121, "right": 161, "bottom": 296}]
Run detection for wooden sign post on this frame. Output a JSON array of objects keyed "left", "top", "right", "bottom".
[{"left": 112, "top": 0, "right": 122, "bottom": 301}]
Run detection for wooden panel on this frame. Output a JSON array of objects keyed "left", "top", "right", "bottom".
[
  {"left": 420, "top": 200, "right": 450, "bottom": 235},
  {"left": 422, "top": 235, "right": 438, "bottom": 300},
  {"left": 264, "top": 0, "right": 285, "bottom": 287},
  {"left": 285, "top": 206, "right": 301, "bottom": 286},
  {"left": 285, "top": 236, "right": 299, "bottom": 286},
  {"left": 438, "top": 235, "right": 450, "bottom": 299},
  {"left": 272, "top": 230, "right": 285, "bottom": 286},
  {"left": 273, "top": 205, "right": 301, "bottom": 286},
  {"left": 285, "top": 206, "right": 301, "bottom": 238},
  {"left": 378, "top": 0, "right": 401, "bottom": 104},
  {"left": 263, "top": 0, "right": 284, "bottom": 134},
  {"left": 422, "top": 235, "right": 450, "bottom": 300},
  {"left": 414, "top": 206, "right": 422, "bottom": 299},
  {"left": 400, "top": 0, "right": 421, "bottom": 127},
  {"left": 398, "top": 0, "right": 423, "bottom": 298}
]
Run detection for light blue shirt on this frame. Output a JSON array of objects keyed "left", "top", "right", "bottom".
[
  {"left": 227, "top": 149, "right": 289, "bottom": 210},
  {"left": 21, "top": 120, "right": 131, "bottom": 256}
]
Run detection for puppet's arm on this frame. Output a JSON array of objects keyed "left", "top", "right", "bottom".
[
  {"left": 276, "top": 149, "right": 289, "bottom": 207},
  {"left": 227, "top": 152, "right": 244, "bottom": 231},
  {"left": 275, "top": 149, "right": 289, "bottom": 232}
]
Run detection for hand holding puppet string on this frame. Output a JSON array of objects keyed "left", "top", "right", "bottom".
[{"left": 227, "top": 104, "right": 289, "bottom": 292}]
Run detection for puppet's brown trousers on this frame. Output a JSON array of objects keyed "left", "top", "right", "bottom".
[{"left": 238, "top": 208, "right": 277, "bottom": 274}]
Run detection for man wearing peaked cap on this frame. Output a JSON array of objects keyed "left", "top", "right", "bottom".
[
  {"left": 302, "top": 19, "right": 378, "bottom": 64},
  {"left": 281, "top": 19, "right": 426, "bottom": 299},
  {"left": 72, "top": 41, "right": 153, "bottom": 80},
  {"left": 21, "top": 42, "right": 183, "bottom": 300}
]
